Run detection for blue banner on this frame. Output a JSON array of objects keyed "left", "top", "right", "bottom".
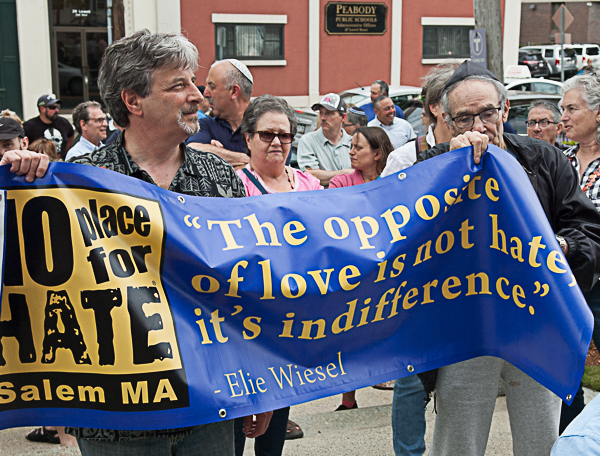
[{"left": 0, "top": 145, "right": 592, "bottom": 430}]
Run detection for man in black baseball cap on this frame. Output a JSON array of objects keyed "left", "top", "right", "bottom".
[
  {"left": 23, "top": 93, "right": 74, "bottom": 159},
  {"left": 0, "top": 117, "right": 28, "bottom": 156},
  {"left": 0, "top": 116, "right": 49, "bottom": 181}
]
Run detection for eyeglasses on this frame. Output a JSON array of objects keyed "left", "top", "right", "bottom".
[
  {"left": 44, "top": 106, "right": 60, "bottom": 111},
  {"left": 89, "top": 117, "right": 108, "bottom": 124},
  {"left": 252, "top": 131, "right": 294, "bottom": 144},
  {"left": 525, "top": 119, "right": 557, "bottom": 128},
  {"left": 451, "top": 107, "right": 502, "bottom": 129},
  {"left": 343, "top": 122, "right": 356, "bottom": 128}
]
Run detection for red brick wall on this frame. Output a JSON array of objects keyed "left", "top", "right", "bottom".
[
  {"left": 318, "top": 0, "right": 394, "bottom": 94},
  {"left": 181, "top": 2, "right": 309, "bottom": 98}
]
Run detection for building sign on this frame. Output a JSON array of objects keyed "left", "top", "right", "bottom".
[
  {"left": 469, "top": 29, "right": 487, "bottom": 67},
  {"left": 325, "top": 2, "right": 387, "bottom": 35}
]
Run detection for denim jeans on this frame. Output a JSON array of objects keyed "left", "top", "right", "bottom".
[
  {"left": 234, "top": 407, "right": 289, "bottom": 456},
  {"left": 391, "top": 374, "right": 427, "bottom": 456},
  {"left": 77, "top": 421, "right": 234, "bottom": 456}
]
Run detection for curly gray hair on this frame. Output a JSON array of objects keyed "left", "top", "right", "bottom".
[
  {"left": 561, "top": 74, "right": 600, "bottom": 145},
  {"left": 98, "top": 30, "right": 199, "bottom": 128}
]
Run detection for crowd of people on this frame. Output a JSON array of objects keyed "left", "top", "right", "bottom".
[{"left": 3, "top": 29, "right": 600, "bottom": 455}]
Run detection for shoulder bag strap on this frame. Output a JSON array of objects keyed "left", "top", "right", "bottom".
[{"left": 242, "top": 168, "right": 269, "bottom": 195}]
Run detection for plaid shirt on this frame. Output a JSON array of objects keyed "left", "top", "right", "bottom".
[
  {"left": 564, "top": 145, "right": 600, "bottom": 212},
  {"left": 66, "top": 132, "right": 244, "bottom": 441}
]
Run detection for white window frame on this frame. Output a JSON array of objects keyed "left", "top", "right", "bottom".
[
  {"left": 212, "top": 14, "right": 287, "bottom": 66},
  {"left": 421, "top": 17, "right": 475, "bottom": 64}
]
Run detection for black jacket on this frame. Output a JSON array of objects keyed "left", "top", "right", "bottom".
[{"left": 418, "top": 133, "right": 600, "bottom": 292}]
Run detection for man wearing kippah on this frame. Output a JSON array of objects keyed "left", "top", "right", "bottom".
[
  {"left": 419, "top": 60, "right": 600, "bottom": 456},
  {"left": 187, "top": 59, "right": 253, "bottom": 170},
  {"left": 343, "top": 106, "right": 368, "bottom": 135}
]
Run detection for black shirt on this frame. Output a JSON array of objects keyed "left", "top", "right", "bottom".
[{"left": 23, "top": 116, "right": 74, "bottom": 159}]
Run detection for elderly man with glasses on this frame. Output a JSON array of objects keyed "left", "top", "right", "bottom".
[
  {"left": 23, "top": 94, "right": 74, "bottom": 159},
  {"left": 527, "top": 100, "right": 567, "bottom": 150},
  {"left": 417, "top": 61, "right": 600, "bottom": 456},
  {"left": 65, "top": 101, "right": 108, "bottom": 161}
]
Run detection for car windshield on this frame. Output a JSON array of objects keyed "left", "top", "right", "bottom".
[{"left": 340, "top": 93, "right": 369, "bottom": 105}]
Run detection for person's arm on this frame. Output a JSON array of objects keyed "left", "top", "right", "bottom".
[
  {"left": 305, "top": 167, "right": 353, "bottom": 187},
  {"left": 65, "top": 135, "right": 74, "bottom": 154},
  {"left": 187, "top": 142, "right": 249, "bottom": 169}
]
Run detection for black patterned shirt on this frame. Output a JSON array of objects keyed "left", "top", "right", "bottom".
[
  {"left": 564, "top": 145, "right": 600, "bottom": 212},
  {"left": 66, "top": 132, "right": 244, "bottom": 441}
]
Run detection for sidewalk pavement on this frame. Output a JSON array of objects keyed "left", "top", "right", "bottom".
[{"left": 1, "top": 386, "right": 596, "bottom": 456}]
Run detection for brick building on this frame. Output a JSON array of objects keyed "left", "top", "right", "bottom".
[
  {"left": 3, "top": 0, "right": 524, "bottom": 120},
  {"left": 520, "top": 1, "right": 600, "bottom": 46}
]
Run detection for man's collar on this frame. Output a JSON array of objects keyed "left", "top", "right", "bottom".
[{"left": 375, "top": 117, "right": 394, "bottom": 127}]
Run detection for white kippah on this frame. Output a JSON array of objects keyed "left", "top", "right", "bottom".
[{"left": 226, "top": 59, "right": 254, "bottom": 84}]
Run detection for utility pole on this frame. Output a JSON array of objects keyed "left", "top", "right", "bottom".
[
  {"left": 112, "top": 0, "right": 126, "bottom": 41},
  {"left": 473, "top": 0, "right": 504, "bottom": 82}
]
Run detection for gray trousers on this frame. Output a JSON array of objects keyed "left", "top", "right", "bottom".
[{"left": 430, "top": 356, "right": 560, "bottom": 456}]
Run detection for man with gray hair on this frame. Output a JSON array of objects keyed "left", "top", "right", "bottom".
[
  {"left": 65, "top": 30, "right": 271, "bottom": 456},
  {"left": 368, "top": 95, "right": 415, "bottom": 149},
  {"left": 187, "top": 59, "right": 253, "bottom": 170},
  {"left": 418, "top": 60, "right": 600, "bottom": 456},
  {"left": 65, "top": 101, "right": 107, "bottom": 160},
  {"left": 527, "top": 100, "right": 566, "bottom": 150}
]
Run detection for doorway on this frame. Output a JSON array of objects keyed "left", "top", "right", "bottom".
[{"left": 52, "top": 28, "right": 108, "bottom": 111}]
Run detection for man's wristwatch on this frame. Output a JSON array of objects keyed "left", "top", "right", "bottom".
[{"left": 556, "top": 235, "right": 568, "bottom": 254}]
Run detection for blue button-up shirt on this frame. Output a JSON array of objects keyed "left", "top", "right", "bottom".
[{"left": 186, "top": 116, "right": 245, "bottom": 153}]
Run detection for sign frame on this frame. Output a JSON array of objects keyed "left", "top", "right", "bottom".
[{"left": 325, "top": 2, "right": 388, "bottom": 36}]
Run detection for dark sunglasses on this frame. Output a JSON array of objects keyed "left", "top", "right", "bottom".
[{"left": 252, "top": 130, "right": 294, "bottom": 144}]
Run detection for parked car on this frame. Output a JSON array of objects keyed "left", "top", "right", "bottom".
[
  {"left": 291, "top": 85, "right": 421, "bottom": 163},
  {"left": 506, "top": 91, "right": 562, "bottom": 135},
  {"left": 504, "top": 78, "right": 562, "bottom": 94},
  {"left": 518, "top": 50, "right": 551, "bottom": 78},
  {"left": 520, "top": 45, "right": 578, "bottom": 79},
  {"left": 570, "top": 44, "right": 600, "bottom": 71}
]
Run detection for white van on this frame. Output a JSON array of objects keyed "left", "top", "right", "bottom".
[
  {"left": 520, "top": 45, "right": 578, "bottom": 78},
  {"left": 570, "top": 44, "right": 600, "bottom": 70}
]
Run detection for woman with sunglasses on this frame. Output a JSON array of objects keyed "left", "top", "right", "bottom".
[
  {"left": 235, "top": 95, "right": 322, "bottom": 456},
  {"left": 237, "top": 95, "right": 322, "bottom": 196}
]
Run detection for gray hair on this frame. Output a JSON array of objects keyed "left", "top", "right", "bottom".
[
  {"left": 561, "top": 74, "right": 600, "bottom": 144},
  {"left": 441, "top": 75, "right": 508, "bottom": 126},
  {"left": 421, "top": 63, "right": 460, "bottom": 122},
  {"left": 98, "top": 30, "right": 199, "bottom": 128},
  {"left": 529, "top": 100, "right": 562, "bottom": 123},
  {"left": 373, "top": 95, "right": 391, "bottom": 110},
  {"left": 372, "top": 80, "right": 390, "bottom": 96},
  {"left": 347, "top": 110, "right": 368, "bottom": 127},
  {"left": 240, "top": 95, "right": 297, "bottom": 156},
  {"left": 212, "top": 61, "right": 253, "bottom": 100},
  {"left": 72, "top": 101, "right": 102, "bottom": 134}
]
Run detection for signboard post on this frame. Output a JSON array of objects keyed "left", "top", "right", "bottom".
[
  {"left": 325, "top": 2, "right": 387, "bottom": 35},
  {"left": 552, "top": 5, "right": 574, "bottom": 82},
  {"left": 469, "top": 29, "right": 487, "bottom": 68}
]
